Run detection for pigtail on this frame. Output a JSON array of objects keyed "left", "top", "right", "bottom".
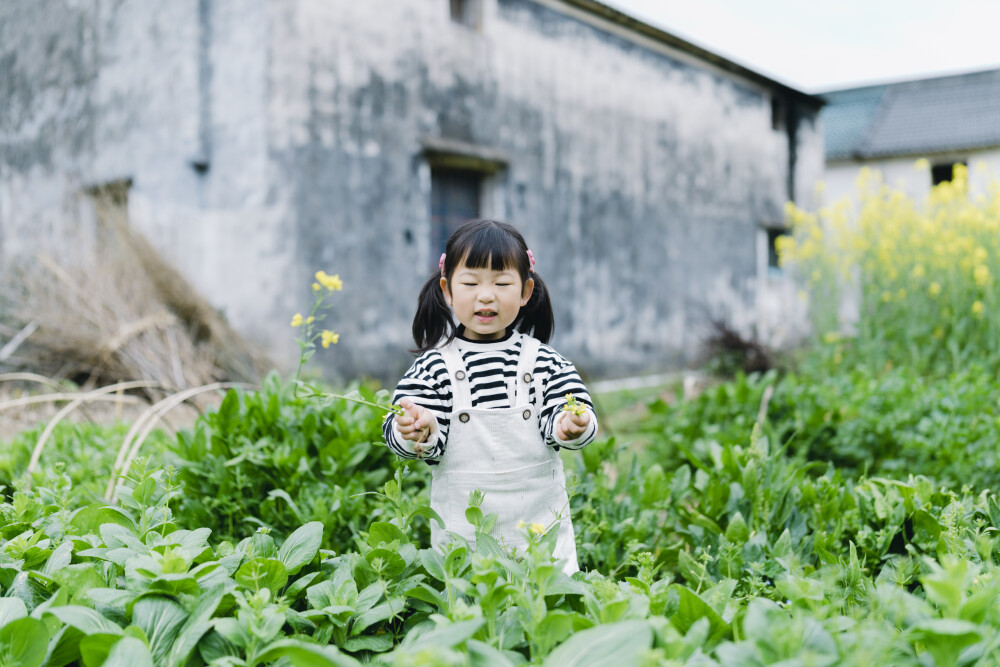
[
  {"left": 514, "top": 272, "right": 554, "bottom": 343},
  {"left": 411, "top": 272, "right": 457, "bottom": 354}
]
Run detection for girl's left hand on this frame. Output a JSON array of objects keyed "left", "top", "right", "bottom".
[{"left": 556, "top": 410, "right": 590, "bottom": 441}]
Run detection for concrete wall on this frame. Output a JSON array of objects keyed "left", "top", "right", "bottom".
[{"left": 0, "top": 0, "right": 823, "bottom": 383}]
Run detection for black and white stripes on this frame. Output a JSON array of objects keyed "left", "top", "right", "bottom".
[{"left": 383, "top": 332, "right": 597, "bottom": 462}]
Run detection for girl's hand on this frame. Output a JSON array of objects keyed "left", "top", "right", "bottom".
[
  {"left": 396, "top": 397, "right": 435, "bottom": 444},
  {"left": 556, "top": 409, "right": 590, "bottom": 441}
]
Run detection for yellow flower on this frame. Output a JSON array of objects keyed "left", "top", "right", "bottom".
[
  {"left": 882, "top": 291, "right": 892, "bottom": 303},
  {"left": 320, "top": 330, "right": 340, "bottom": 348},
  {"left": 972, "top": 301, "right": 984, "bottom": 317},
  {"left": 516, "top": 520, "right": 526, "bottom": 530},
  {"left": 911, "top": 264, "right": 925, "bottom": 279},
  {"left": 315, "top": 271, "right": 343, "bottom": 291},
  {"left": 928, "top": 282, "right": 942, "bottom": 297},
  {"left": 312, "top": 282, "right": 322, "bottom": 292},
  {"left": 974, "top": 265, "right": 991, "bottom": 287},
  {"left": 974, "top": 247, "right": 988, "bottom": 263},
  {"left": 822, "top": 331, "right": 840, "bottom": 344},
  {"left": 290, "top": 313, "right": 303, "bottom": 327},
  {"left": 529, "top": 523, "right": 546, "bottom": 535},
  {"left": 914, "top": 158, "right": 930, "bottom": 170},
  {"left": 306, "top": 316, "right": 315, "bottom": 324}
]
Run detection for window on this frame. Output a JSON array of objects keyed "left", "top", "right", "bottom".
[
  {"left": 450, "top": 0, "right": 482, "bottom": 29},
  {"left": 430, "top": 168, "right": 481, "bottom": 265},
  {"left": 770, "top": 96, "right": 784, "bottom": 131},
  {"left": 766, "top": 227, "right": 789, "bottom": 276},
  {"left": 931, "top": 161, "right": 966, "bottom": 186}
]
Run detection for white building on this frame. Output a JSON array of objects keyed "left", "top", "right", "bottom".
[{"left": 821, "top": 68, "right": 1000, "bottom": 204}]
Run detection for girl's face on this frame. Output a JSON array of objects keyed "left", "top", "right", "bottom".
[{"left": 441, "top": 259, "right": 534, "bottom": 340}]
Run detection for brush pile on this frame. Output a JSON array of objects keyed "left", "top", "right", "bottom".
[{"left": 0, "top": 198, "right": 271, "bottom": 392}]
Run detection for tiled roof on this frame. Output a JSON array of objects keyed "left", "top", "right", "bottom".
[{"left": 821, "top": 68, "right": 1000, "bottom": 160}]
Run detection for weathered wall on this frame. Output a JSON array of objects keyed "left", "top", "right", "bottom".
[
  {"left": 1, "top": 0, "right": 822, "bottom": 383},
  {"left": 268, "top": 0, "right": 821, "bottom": 379}
]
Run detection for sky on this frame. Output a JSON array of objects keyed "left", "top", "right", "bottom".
[{"left": 603, "top": 0, "right": 1000, "bottom": 93}]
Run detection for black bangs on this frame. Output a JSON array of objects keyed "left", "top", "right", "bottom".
[
  {"left": 445, "top": 220, "right": 529, "bottom": 280},
  {"left": 412, "top": 218, "right": 555, "bottom": 351}
]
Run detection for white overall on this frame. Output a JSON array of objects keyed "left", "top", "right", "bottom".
[{"left": 429, "top": 334, "right": 579, "bottom": 574}]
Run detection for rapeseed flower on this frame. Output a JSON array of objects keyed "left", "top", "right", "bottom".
[
  {"left": 320, "top": 330, "right": 339, "bottom": 348},
  {"left": 972, "top": 301, "right": 985, "bottom": 317},
  {"left": 928, "top": 282, "right": 942, "bottom": 297},
  {"left": 290, "top": 313, "right": 304, "bottom": 327},
  {"left": 315, "top": 271, "right": 343, "bottom": 291},
  {"left": 974, "top": 265, "right": 991, "bottom": 287}
]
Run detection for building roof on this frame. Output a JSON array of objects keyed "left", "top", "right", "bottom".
[
  {"left": 821, "top": 68, "right": 1000, "bottom": 160},
  {"left": 559, "top": 0, "right": 823, "bottom": 108}
]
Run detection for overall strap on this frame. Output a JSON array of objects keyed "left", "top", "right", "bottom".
[
  {"left": 514, "top": 334, "right": 541, "bottom": 407},
  {"left": 437, "top": 340, "right": 473, "bottom": 410}
]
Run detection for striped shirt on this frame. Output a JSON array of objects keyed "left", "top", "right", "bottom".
[{"left": 383, "top": 330, "right": 598, "bottom": 462}]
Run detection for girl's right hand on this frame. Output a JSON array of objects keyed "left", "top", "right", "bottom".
[{"left": 396, "top": 398, "right": 435, "bottom": 443}]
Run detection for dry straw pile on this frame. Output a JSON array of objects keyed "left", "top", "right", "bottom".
[{"left": 0, "top": 193, "right": 271, "bottom": 393}]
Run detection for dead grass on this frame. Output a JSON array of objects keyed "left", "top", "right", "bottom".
[{"left": 0, "top": 193, "right": 272, "bottom": 393}]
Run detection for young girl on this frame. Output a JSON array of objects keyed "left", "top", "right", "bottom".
[{"left": 382, "top": 219, "right": 598, "bottom": 574}]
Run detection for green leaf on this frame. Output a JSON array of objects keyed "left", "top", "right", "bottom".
[
  {"left": 102, "top": 636, "right": 154, "bottom": 667},
  {"left": 255, "top": 638, "right": 363, "bottom": 666},
  {"left": 43, "top": 625, "right": 86, "bottom": 667},
  {"left": 420, "top": 550, "right": 447, "bottom": 582},
  {"left": 350, "top": 601, "right": 399, "bottom": 636},
  {"left": 465, "top": 506, "right": 484, "bottom": 526},
  {"left": 535, "top": 609, "right": 587, "bottom": 652},
  {"left": 0, "top": 616, "right": 49, "bottom": 667},
  {"left": 368, "top": 522, "right": 407, "bottom": 546},
  {"left": 46, "top": 605, "right": 124, "bottom": 635},
  {"left": 542, "top": 620, "right": 653, "bottom": 667},
  {"left": 52, "top": 565, "right": 106, "bottom": 599},
  {"left": 410, "top": 505, "right": 446, "bottom": 529},
  {"left": 69, "top": 506, "right": 136, "bottom": 536},
  {"left": 366, "top": 548, "right": 406, "bottom": 578},
  {"left": 341, "top": 634, "right": 394, "bottom": 653},
  {"left": 236, "top": 557, "right": 289, "bottom": 593},
  {"left": 131, "top": 596, "right": 189, "bottom": 665},
  {"left": 667, "top": 585, "right": 730, "bottom": 644},
  {"left": 278, "top": 522, "right": 324, "bottom": 575},
  {"left": 544, "top": 621, "right": 653, "bottom": 667},
  {"left": 402, "top": 618, "right": 485, "bottom": 650},
  {"left": 166, "top": 586, "right": 224, "bottom": 667},
  {"left": 286, "top": 571, "right": 322, "bottom": 600},
  {"left": 79, "top": 632, "right": 124, "bottom": 667},
  {"left": 468, "top": 639, "right": 517, "bottom": 667},
  {"left": 0, "top": 598, "right": 27, "bottom": 627}
]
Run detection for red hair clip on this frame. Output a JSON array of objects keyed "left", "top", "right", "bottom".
[
  {"left": 526, "top": 249, "right": 536, "bottom": 273},
  {"left": 439, "top": 253, "right": 447, "bottom": 278}
]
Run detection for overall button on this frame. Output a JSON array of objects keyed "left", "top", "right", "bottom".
[
  {"left": 459, "top": 413, "right": 470, "bottom": 423},
  {"left": 455, "top": 371, "right": 466, "bottom": 380},
  {"left": 523, "top": 372, "right": 532, "bottom": 383},
  {"left": 522, "top": 409, "right": 532, "bottom": 420}
]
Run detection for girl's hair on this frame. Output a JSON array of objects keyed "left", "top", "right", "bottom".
[{"left": 412, "top": 219, "right": 554, "bottom": 353}]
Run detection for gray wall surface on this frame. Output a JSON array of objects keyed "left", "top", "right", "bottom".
[{"left": 0, "top": 0, "right": 823, "bottom": 383}]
